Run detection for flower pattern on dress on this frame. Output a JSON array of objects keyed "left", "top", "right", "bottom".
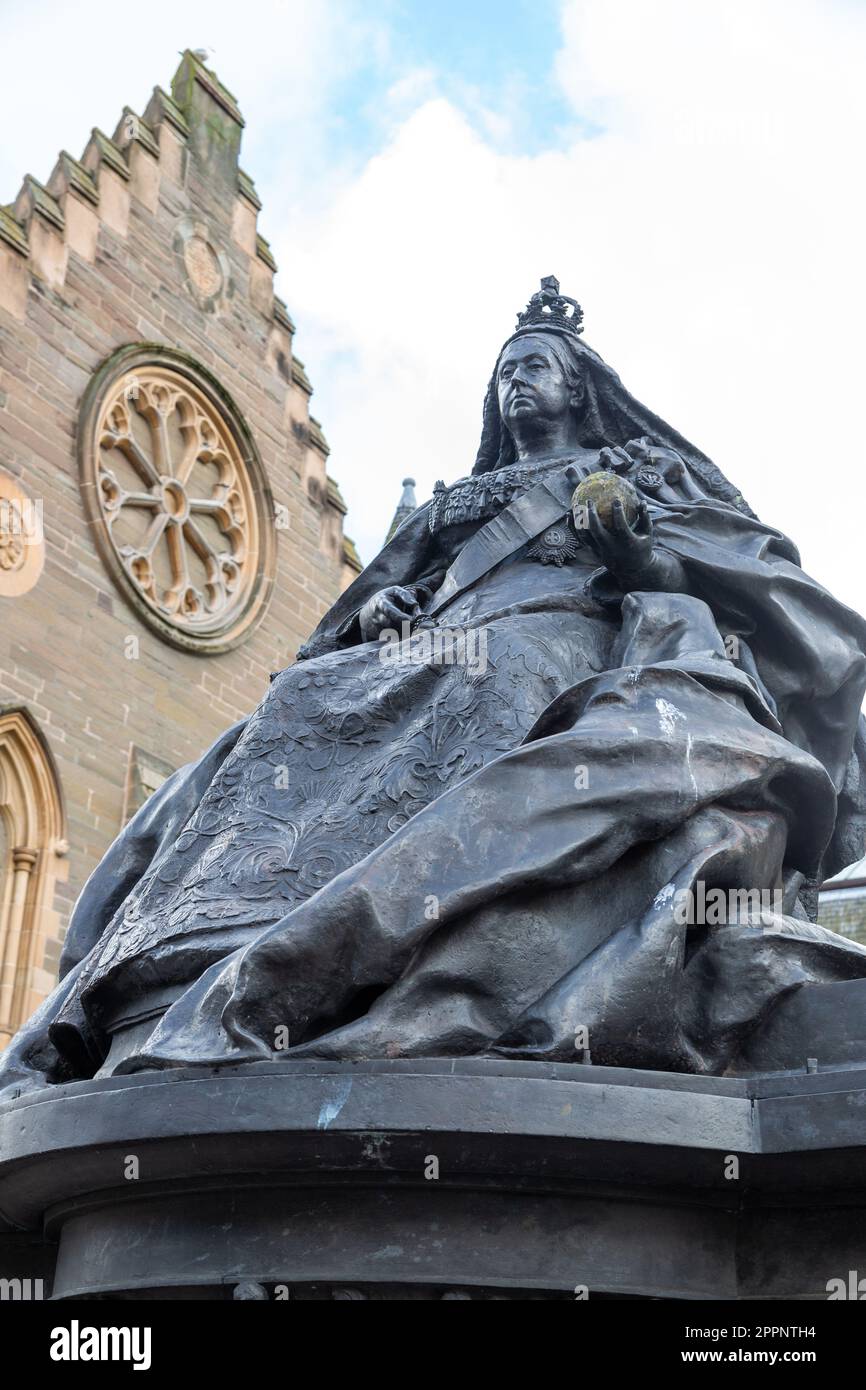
[{"left": 90, "top": 598, "right": 607, "bottom": 984}]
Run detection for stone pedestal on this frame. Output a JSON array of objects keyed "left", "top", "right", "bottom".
[{"left": 1, "top": 1059, "right": 865, "bottom": 1299}]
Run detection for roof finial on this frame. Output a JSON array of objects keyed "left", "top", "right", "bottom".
[{"left": 385, "top": 477, "right": 418, "bottom": 543}]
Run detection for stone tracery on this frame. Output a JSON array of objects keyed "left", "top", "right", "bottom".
[{"left": 80, "top": 351, "right": 276, "bottom": 652}]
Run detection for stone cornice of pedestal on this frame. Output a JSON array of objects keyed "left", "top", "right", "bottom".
[{"left": 1, "top": 1059, "right": 865, "bottom": 1299}]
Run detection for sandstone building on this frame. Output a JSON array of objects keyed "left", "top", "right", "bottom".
[
  {"left": 818, "top": 858, "right": 866, "bottom": 946},
  {"left": 0, "top": 51, "right": 360, "bottom": 1046}
]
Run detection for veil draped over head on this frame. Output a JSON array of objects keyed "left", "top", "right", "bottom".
[{"left": 473, "top": 321, "right": 758, "bottom": 521}]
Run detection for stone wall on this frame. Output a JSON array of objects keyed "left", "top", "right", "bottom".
[
  {"left": 0, "top": 51, "right": 361, "bottom": 1039},
  {"left": 817, "top": 885, "right": 866, "bottom": 945}
]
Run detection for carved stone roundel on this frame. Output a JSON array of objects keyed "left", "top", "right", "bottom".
[
  {"left": 0, "top": 469, "right": 45, "bottom": 596},
  {"left": 184, "top": 235, "right": 223, "bottom": 298},
  {"left": 79, "top": 349, "right": 275, "bottom": 653}
]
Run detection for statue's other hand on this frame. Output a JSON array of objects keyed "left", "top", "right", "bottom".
[
  {"left": 586, "top": 497, "right": 655, "bottom": 587},
  {"left": 359, "top": 585, "right": 422, "bottom": 642},
  {"left": 602, "top": 437, "right": 686, "bottom": 485}
]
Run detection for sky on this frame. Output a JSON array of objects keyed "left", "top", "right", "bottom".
[{"left": 2, "top": 0, "right": 866, "bottom": 614}]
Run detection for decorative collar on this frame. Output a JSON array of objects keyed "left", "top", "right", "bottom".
[{"left": 429, "top": 456, "right": 581, "bottom": 534}]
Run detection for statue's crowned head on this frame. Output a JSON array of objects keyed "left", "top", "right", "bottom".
[
  {"left": 473, "top": 276, "right": 755, "bottom": 519},
  {"left": 488, "top": 277, "right": 588, "bottom": 461}
]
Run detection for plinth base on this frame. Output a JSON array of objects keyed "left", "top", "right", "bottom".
[{"left": 2, "top": 1059, "right": 866, "bottom": 1299}]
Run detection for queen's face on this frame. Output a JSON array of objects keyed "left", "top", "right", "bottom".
[{"left": 497, "top": 334, "right": 573, "bottom": 430}]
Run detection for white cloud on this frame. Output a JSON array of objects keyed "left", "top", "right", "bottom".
[
  {"left": 277, "top": 0, "right": 866, "bottom": 621},
  {"left": 2, "top": 0, "right": 865, "bottom": 617}
]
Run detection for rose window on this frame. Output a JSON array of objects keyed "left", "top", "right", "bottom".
[{"left": 79, "top": 351, "right": 275, "bottom": 652}]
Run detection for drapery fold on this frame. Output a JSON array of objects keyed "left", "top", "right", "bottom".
[{"left": 112, "top": 590, "right": 865, "bottom": 1077}]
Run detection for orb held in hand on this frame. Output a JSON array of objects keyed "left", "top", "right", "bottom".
[{"left": 572, "top": 470, "right": 640, "bottom": 528}]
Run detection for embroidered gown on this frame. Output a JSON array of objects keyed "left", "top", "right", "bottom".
[{"left": 4, "top": 445, "right": 866, "bottom": 1089}]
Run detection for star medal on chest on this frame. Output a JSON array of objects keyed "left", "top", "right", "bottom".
[{"left": 526, "top": 519, "right": 581, "bottom": 566}]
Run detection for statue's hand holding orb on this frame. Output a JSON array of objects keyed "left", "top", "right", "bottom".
[
  {"left": 494, "top": 334, "right": 661, "bottom": 590},
  {"left": 572, "top": 471, "right": 655, "bottom": 586},
  {"left": 572, "top": 470, "right": 640, "bottom": 528}
]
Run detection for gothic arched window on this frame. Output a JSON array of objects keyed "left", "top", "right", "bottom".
[{"left": 0, "top": 709, "right": 67, "bottom": 1046}]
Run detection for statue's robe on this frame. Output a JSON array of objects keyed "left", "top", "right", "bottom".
[{"left": 3, "top": 453, "right": 866, "bottom": 1094}]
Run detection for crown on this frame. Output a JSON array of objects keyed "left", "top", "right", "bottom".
[{"left": 515, "top": 275, "right": 584, "bottom": 337}]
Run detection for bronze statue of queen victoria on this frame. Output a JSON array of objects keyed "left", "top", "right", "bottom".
[{"left": 4, "top": 277, "right": 866, "bottom": 1093}]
